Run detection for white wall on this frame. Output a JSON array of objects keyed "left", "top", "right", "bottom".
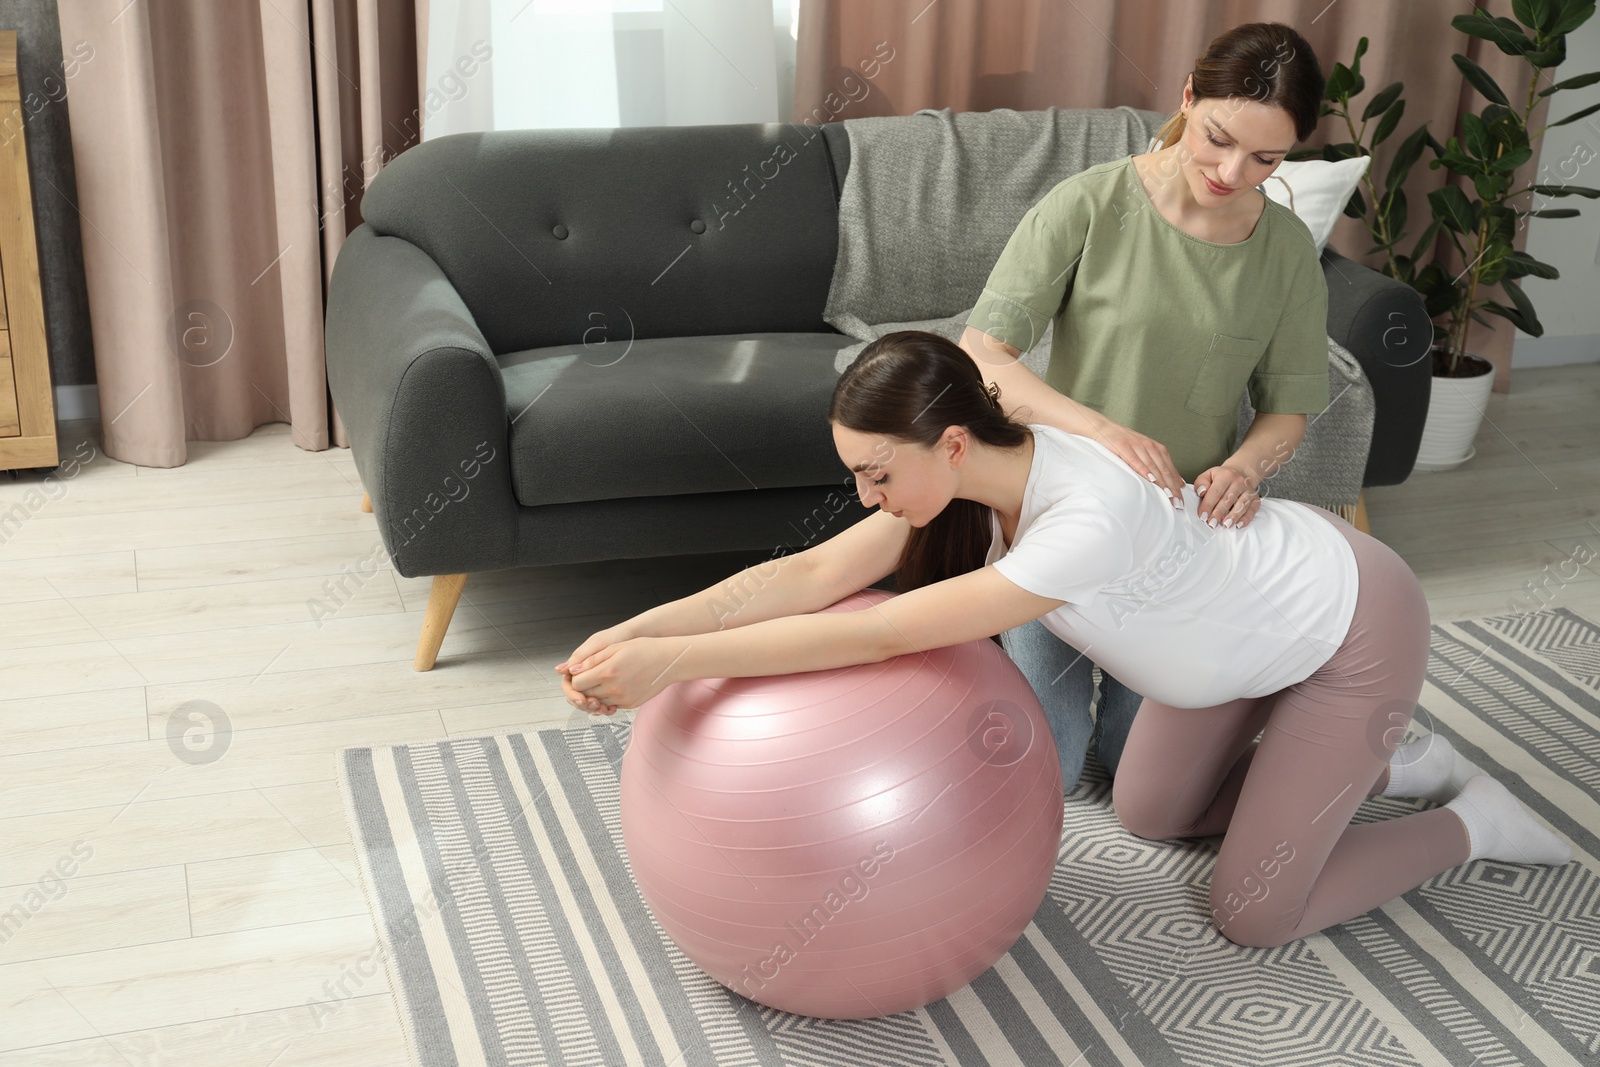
[{"left": 1516, "top": 13, "right": 1600, "bottom": 368}]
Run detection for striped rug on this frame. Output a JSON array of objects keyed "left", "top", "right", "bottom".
[{"left": 337, "top": 607, "right": 1600, "bottom": 1066}]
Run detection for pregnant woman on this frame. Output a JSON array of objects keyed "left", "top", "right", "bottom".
[
  {"left": 962, "top": 22, "right": 1333, "bottom": 786},
  {"left": 556, "top": 332, "right": 1571, "bottom": 948}
]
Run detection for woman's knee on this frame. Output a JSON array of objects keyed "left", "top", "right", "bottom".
[
  {"left": 1210, "top": 910, "right": 1297, "bottom": 949},
  {"left": 1208, "top": 887, "right": 1301, "bottom": 948},
  {"left": 1208, "top": 841, "right": 1303, "bottom": 948},
  {"left": 1112, "top": 781, "right": 1190, "bottom": 841}
]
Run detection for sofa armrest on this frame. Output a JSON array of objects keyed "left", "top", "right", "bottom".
[
  {"left": 326, "top": 224, "right": 518, "bottom": 578},
  {"left": 1320, "top": 247, "right": 1433, "bottom": 487}
]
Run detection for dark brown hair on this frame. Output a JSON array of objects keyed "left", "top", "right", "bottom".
[
  {"left": 828, "top": 331, "right": 1031, "bottom": 627},
  {"left": 1154, "top": 22, "right": 1325, "bottom": 149}
]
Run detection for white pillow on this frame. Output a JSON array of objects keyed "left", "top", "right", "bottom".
[{"left": 1258, "top": 157, "right": 1371, "bottom": 254}]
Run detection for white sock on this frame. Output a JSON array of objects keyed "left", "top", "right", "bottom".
[
  {"left": 1382, "top": 733, "right": 1480, "bottom": 803},
  {"left": 1445, "top": 776, "right": 1573, "bottom": 865}
]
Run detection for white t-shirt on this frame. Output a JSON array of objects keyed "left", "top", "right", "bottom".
[{"left": 987, "top": 424, "right": 1360, "bottom": 708}]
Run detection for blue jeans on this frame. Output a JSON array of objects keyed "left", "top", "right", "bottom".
[{"left": 999, "top": 618, "right": 1145, "bottom": 788}]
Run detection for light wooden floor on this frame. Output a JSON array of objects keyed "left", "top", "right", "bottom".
[{"left": 1, "top": 361, "right": 1597, "bottom": 1064}]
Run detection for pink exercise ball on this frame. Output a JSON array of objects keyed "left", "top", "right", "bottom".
[{"left": 620, "top": 588, "right": 1063, "bottom": 1019}]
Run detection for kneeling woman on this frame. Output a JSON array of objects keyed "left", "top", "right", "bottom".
[{"left": 557, "top": 331, "right": 1571, "bottom": 947}]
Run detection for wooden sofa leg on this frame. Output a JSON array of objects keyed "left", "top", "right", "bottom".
[
  {"left": 360, "top": 491, "right": 372, "bottom": 513},
  {"left": 1353, "top": 491, "right": 1371, "bottom": 534},
  {"left": 415, "top": 573, "right": 468, "bottom": 671}
]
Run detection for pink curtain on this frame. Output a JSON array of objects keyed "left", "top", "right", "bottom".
[
  {"left": 57, "top": 0, "right": 425, "bottom": 467},
  {"left": 795, "top": 0, "right": 1552, "bottom": 392}
]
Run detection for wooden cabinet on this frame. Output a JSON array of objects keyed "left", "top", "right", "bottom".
[{"left": 0, "top": 30, "right": 56, "bottom": 471}]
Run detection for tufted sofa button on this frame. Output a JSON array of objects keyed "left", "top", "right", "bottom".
[
  {"left": 690, "top": 219, "right": 706, "bottom": 234},
  {"left": 552, "top": 224, "right": 569, "bottom": 239}
]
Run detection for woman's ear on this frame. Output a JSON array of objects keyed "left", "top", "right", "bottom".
[{"left": 941, "top": 425, "right": 965, "bottom": 467}]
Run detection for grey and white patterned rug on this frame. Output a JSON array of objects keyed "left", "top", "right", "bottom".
[{"left": 337, "top": 608, "right": 1600, "bottom": 1066}]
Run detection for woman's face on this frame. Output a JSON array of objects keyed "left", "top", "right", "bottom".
[
  {"left": 832, "top": 423, "right": 955, "bottom": 526},
  {"left": 1178, "top": 80, "right": 1296, "bottom": 205}
]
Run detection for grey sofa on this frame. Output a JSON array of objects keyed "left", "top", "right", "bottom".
[{"left": 324, "top": 116, "right": 1431, "bottom": 671}]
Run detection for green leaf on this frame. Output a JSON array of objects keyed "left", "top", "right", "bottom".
[
  {"left": 1461, "top": 113, "right": 1493, "bottom": 158},
  {"left": 1414, "top": 263, "right": 1461, "bottom": 318},
  {"left": 1481, "top": 300, "right": 1526, "bottom": 331},
  {"left": 1513, "top": 0, "right": 1556, "bottom": 32},
  {"left": 1429, "top": 293, "right": 1461, "bottom": 322},
  {"left": 1528, "top": 207, "right": 1582, "bottom": 216},
  {"left": 1385, "top": 124, "right": 1432, "bottom": 192},
  {"left": 1429, "top": 184, "right": 1480, "bottom": 232},
  {"left": 1454, "top": 54, "right": 1511, "bottom": 104},
  {"left": 1326, "top": 62, "right": 1354, "bottom": 102},
  {"left": 1344, "top": 187, "right": 1368, "bottom": 218},
  {"left": 1502, "top": 277, "right": 1545, "bottom": 335},
  {"left": 1474, "top": 172, "right": 1510, "bottom": 199},
  {"left": 1503, "top": 249, "right": 1561, "bottom": 277},
  {"left": 1409, "top": 218, "right": 1442, "bottom": 261},
  {"left": 1384, "top": 186, "right": 1410, "bottom": 238},
  {"left": 1537, "top": 69, "right": 1600, "bottom": 95},
  {"left": 1373, "top": 99, "right": 1407, "bottom": 147},
  {"left": 1320, "top": 142, "right": 1363, "bottom": 162},
  {"left": 1284, "top": 147, "right": 1322, "bottom": 162},
  {"left": 1551, "top": 0, "right": 1596, "bottom": 36},
  {"left": 1362, "top": 82, "right": 1405, "bottom": 121},
  {"left": 1484, "top": 203, "right": 1519, "bottom": 243},
  {"left": 1434, "top": 140, "right": 1481, "bottom": 177},
  {"left": 1526, "top": 36, "right": 1568, "bottom": 67},
  {"left": 1481, "top": 102, "right": 1518, "bottom": 128},
  {"left": 1490, "top": 144, "right": 1535, "bottom": 172},
  {"left": 1452, "top": 11, "right": 1536, "bottom": 54},
  {"left": 1531, "top": 183, "right": 1600, "bottom": 197},
  {"left": 1549, "top": 100, "right": 1600, "bottom": 127}
]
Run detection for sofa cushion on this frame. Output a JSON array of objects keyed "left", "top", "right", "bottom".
[
  {"left": 499, "top": 333, "right": 855, "bottom": 507},
  {"left": 358, "top": 126, "right": 843, "bottom": 356}
]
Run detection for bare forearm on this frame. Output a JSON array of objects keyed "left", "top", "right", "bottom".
[
  {"left": 958, "top": 327, "right": 1112, "bottom": 438},
  {"left": 1226, "top": 413, "right": 1307, "bottom": 487},
  {"left": 618, "top": 555, "right": 834, "bottom": 639},
  {"left": 660, "top": 612, "right": 893, "bottom": 683}
]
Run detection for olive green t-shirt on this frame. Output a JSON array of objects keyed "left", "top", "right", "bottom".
[{"left": 966, "top": 155, "right": 1330, "bottom": 482}]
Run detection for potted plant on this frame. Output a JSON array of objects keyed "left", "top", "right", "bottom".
[{"left": 1295, "top": 3, "right": 1600, "bottom": 471}]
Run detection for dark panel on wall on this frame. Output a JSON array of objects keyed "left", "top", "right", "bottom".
[{"left": 0, "top": 1, "right": 94, "bottom": 391}]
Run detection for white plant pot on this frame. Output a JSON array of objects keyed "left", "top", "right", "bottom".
[{"left": 1414, "top": 356, "right": 1494, "bottom": 472}]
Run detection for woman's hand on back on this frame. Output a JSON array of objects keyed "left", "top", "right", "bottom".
[
  {"left": 1090, "top": 425, "right": 1187, "bottom": 508},
  {"left": 1194, "top": 465, "right": 1262, "bottom": 529}
]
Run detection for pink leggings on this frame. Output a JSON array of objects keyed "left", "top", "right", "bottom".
[{"left": 1111, "top": 506, "right": 1472, "bottom": 948}]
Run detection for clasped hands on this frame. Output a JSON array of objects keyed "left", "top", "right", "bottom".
[
  {"left": 1093, "top": 425, "right": 1261, "bottom": 529},
  {"left": 555, "top": 626, "right": 683, "bottom": 716}
]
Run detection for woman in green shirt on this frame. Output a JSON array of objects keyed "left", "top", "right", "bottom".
[{"left": 960, "top": 22, "right": 1331, "bottom": 787}]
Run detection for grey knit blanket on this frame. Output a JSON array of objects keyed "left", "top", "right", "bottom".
[
  {"left": 825, "top": 107, "right": 1374, "bottom": 508},
  {"left": 824, "top": 106, "right": 1161, "bottom": 358}
]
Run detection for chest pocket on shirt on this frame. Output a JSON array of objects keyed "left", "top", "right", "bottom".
[{"left": 1185, "top": 332, "right": 1267, "bottom": 418}]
